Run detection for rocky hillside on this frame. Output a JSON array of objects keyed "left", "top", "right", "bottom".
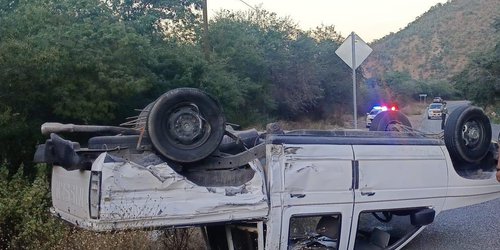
[{"left": 363, "top": 0, "right": 499, "bottom": 80}]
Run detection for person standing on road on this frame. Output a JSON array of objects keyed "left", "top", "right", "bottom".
[
  {"left": 441, "top": 102, "right": 448, "bottom": 130},
  {"left": 497, "top": 141, "right": 500, "bottom": 182}
]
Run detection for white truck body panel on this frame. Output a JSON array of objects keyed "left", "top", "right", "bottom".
[
  {"left": 51, "top": 153, "right": 268, "bottom": 231},
  {"left": 52, "top": 166, "right": 91, "bottom": 220},
  {"left": 282, "top": 144, "right": 354, "bottom": 206},
  {"left": 444, "top": 160, "right": 500, "bottom": 210},
  {"left": 353, "top": 144, "right": 448, "bottom": 203},
  {"left": 265, "top": 144, "right": 355, "bottom": 249}
]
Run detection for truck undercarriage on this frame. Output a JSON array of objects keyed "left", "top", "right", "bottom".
[{"left": 33, "top": 88, "right": 499, "bottom": 249}]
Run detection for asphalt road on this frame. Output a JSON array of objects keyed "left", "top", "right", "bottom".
[
  {"left": 404, "top": 198, "right": 500, "bottom": 250},
  {"left": 419, "top": 101, "right": 500, "bottom": 138},
  {"left": 403, "top": 101, "right": 500, "bottom": 250}
]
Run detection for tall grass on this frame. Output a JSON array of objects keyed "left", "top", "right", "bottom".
[{"left": 53, "top": 228, "right": 204, "bottom": 250}]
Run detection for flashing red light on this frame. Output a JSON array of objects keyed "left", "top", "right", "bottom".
[{"left": 374, "top": 104, "right": 398, "bottom": 112}]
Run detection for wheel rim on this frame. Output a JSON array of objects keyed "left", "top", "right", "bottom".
[
  {"left": 163, "top": 103, "right": 211, "bottom": 149},
  {"left": 461, "top": 119, "right": 483, "bottom": 148}
]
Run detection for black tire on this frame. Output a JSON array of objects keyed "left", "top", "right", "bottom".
[
  {"left": 444, "top": 105, "right": 491, "bottom": 164},
  {"left": 369, "top": 111, "right": 412, "bottom": 132},
  {"left": 147, "top": 88, "right": 226, "bottom": 163}
]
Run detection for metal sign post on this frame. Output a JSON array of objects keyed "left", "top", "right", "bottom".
[
  {"left": 351, "top": 32, "right": 357, "bottom": 129},
  {"left": 335, "top": 32, "right": 372, "bottom": 129}
]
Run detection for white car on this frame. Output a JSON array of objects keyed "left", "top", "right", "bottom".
[
  {"left": 428, "top": 103, "right": 443, "bottom": 119},
  {"left": 433, "top": 97, "right": 443, "bottom": 103},
  {"left": 34, "top": 88, "right": 498, "bottom": 250}
]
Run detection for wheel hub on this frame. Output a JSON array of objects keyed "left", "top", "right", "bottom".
[
  {"left": 461, "top": 121, "right": 481, "bottom": 147},
  {"left": 168, "top": 106, "right": 205, "bottom": 145}
]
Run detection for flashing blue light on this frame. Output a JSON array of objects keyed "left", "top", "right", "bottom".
[{"left": 373, "top": 105, "right": 388, "bottom": 111}]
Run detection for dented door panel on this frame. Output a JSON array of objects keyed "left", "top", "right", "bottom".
[{"left": 282, "top": 144, "right": 354, "bottom": 206}]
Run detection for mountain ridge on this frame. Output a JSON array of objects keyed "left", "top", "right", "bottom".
[{"left": 363, "top": 0, "right": 499, "bottom": 80}]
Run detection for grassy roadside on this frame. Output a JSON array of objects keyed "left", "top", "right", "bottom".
[{"left": 274, "top": 101, "right": 428, "bottom": 130}]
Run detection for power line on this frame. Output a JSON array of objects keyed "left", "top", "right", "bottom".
[{"left": 236, "top": 0, "right": 256, "bottom": 10}]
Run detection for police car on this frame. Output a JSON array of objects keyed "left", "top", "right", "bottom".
[{"left": 365, "top": 105, "right": 397, "bottom": 128}]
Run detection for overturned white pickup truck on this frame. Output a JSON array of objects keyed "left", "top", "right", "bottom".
[{"left": 34, "top": 88, "right": 499, "bottom": 250}]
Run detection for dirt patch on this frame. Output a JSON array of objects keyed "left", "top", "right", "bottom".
[
  {"left": 408, "top": 114, "right": 425, "bottom": 130},
  {"left": 402, "top": 102, "right": 427, "bottom": 129}
]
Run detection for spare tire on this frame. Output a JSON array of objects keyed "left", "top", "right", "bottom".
[
  {"left": 369, "top": 111, "right": 412, "bottom": 132},
  {"left": 147, "top": 88, "right": 226, "bottom": 163},
  {"left": 444, "top": 105, "right": 491, "bottom": 164}
]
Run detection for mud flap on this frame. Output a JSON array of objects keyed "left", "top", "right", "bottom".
[{"left": 33, "top": 133, "right": 90, "bottom": 170}]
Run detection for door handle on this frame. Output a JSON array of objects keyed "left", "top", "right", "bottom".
[{"left": 361, "top": 191, "right": 375, "bottom": 196}]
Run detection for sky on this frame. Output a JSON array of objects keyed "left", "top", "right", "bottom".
[{"left": 207, "top": 0, "right": 449, "bottom": 42}]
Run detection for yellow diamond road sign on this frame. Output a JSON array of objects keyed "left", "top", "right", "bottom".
[{"left": 335, "top": 33, "right": 372, "bottom": 69}]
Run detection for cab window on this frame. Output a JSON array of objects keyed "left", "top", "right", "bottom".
[
  {"left": 288, "top": 214, "right": 341, "bottom": 250},
  {"left": 354, "top": 208, "right": 433, "bottom": 249}
]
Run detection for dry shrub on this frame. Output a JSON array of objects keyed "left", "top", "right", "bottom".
[
  {"left": 160, "top": 228, "right": 205, "bottom": 250},
  {"left": 54, "top": 227, "right": 205, "bottom": 250},
  {"left": 400, "top": 102, "right": 427, "bottom": 116},
  {"left": 484, "top": 104, "right": 500, "bottom": 124},
  {"left": 278, "top": 118, "right": 344, "bottom": 131},
  {"left": 53, "top": 228, "right": 155, "bottom": 250}
]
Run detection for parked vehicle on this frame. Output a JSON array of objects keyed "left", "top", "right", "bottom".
[
  {"left": 433, "top": 97, "right": 443, "bottom": 103},
  {"left": 34, "top": 88, "right": 499, "bottom": 250},
  {"left": 365, "top": 105, "right": 398, "bottom": 128},
  {"left": 428, "top": 102, "right": 443, "bottom": 119}
]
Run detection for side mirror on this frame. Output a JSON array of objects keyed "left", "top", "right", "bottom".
[{"left": 410, "top": 208, "right": 435, "bottom": 226}]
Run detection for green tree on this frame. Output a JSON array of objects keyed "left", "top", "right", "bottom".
[
  {"left": 208, "top": 9, "right": 282, "bottom": 122},
  {"left": 0, "top": 0, "right": 205, "bottom": 169},
  {"left": 104, "top": 0, "right": 202, "bottom": 41},
  {"left": 425, "top": 79, "right": 457, "bottom": 100},
  {"left": 209, "top": 9, "right": 352, "bottom": 121},
  {"left": 312, "top": 27, "right": 353, "bottom": 120},
  {"left": 453, "top": 18, "right": 499, "bottom": 109},
  {"left": 453, "top": 45, "right": 500, "bottom": 108},
  {"left": 378, "top": 71, "right": 421, "bottom": 106}
]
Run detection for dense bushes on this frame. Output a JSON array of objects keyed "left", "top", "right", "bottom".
[
  {"left": 0, "top": 164, "right": 66, "bottom": 249},
  {"left": 0, "top": 163, "right": 207, "bottom": 249},
  {"left": 362, "top": 71, "right": 458, "bottom": 113},
  {"left": 452, "top": 18, "right": 499, "bottom": 120}
]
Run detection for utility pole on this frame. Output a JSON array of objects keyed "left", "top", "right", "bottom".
[{"left": 202, "top": 0, "right": 210, "bottom": 60}]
